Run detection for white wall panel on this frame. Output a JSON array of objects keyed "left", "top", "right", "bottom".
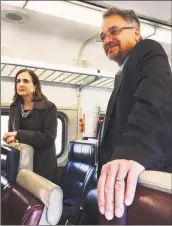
[
  {"left": 81, "top": 86, "right": 112, "bottom": 112},
  {"left": 1, "top": 80, "right": 112, "bottom": 111},
  {"left": 1, "top": 81, "right": 78, "bottom": 108}
]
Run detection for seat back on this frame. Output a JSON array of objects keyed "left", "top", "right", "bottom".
[
  {"left": 1, "top": 143, "right": 34, "bottom": 196},
  {"left": 61, "top": 140, "right": 96, "bottom": 199},
  {"left": 2, "top": 169, "right": 63, "bottom": 225},
  {"left": 1, "top": 184, "right": 44, "bottom": 225},
  {"left": 1, "top": 144, "right": 20, "bottom": 184},
  {"left": 8, "top": 142, "right": 34, "bottom": 171},
  {"left": 99, "top": 171, "right": 172, "bottom": 225}
]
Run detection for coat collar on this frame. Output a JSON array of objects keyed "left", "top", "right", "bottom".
[
  {"left": 11, "top": 98, "right": 47, "bottom": 109},
  {"left": 100, "top": 56, "right": 130, "bottom": 143}
]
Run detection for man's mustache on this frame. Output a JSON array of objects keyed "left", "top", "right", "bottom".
[{"left": 105, "top": 41, "right": 119, "bottom": 53}]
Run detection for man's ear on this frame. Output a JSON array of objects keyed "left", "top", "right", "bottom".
[{"left": 135, "top": 28, "right": 141, "bottom": 42}]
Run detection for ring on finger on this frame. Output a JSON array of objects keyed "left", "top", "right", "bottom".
[{"left": 116, "top": 176, "right": 125, "bottom": 181}]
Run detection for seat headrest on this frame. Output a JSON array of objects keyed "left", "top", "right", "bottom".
[
  {"left": 68, "top": 140, "right": 96, "bottom": 165},
  {"left": 1, "top": 144, "right": 20, "bottom": 184},
  {"left": 138, "top": 170, "right": 172, "bottom": 194},
  {"left": 8, "top": 143, "right": 34, "bottom": 171},
  {"left": 17, "top": 169, "right": 63, "bottom": 225}
]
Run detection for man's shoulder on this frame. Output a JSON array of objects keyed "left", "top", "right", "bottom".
[
  {"left": 133, "top": 39, "right": 165, "bottom": 56},
  {"left": 127, "top": 39, "right": 167, "bottom": 68}
]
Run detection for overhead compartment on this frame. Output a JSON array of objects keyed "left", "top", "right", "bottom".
[{"left": 1, "top": 56, "right": 115, "bottom": 90}]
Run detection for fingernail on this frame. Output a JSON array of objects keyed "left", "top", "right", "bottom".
[
  {"left": 105, "top": 211, "right": 113, "bottom": 220},
  {"left": 115, "top": 208, "right": 122, "bottom": 218},
  {"left": 99, "top": 207, "right": 104, "bottom": 215},
  {"left": 125, "top": 198, "right": 132, "bottom": 206}
]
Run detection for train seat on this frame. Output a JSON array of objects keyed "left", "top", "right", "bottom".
[
  {"left": 1, "top": 144, "right": 20, "bottom": 195},
  {"left": 1, "top": 169, "right": 63, "bottom": 225},
  {"left": 1, "top": 143, "right": 34, "bottom": 196},
  {"left": 60, "top": 140, "right": 97, "bottom": 224},
  {"left": 99, "top": 170, "right": 172, "bottom": 225}
]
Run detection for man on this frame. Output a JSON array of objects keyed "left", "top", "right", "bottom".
[{"left": 80, "top": 7, "right": 172, "bottom": 221}]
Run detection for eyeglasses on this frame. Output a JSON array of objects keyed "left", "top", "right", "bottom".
[{"left": 98, "top": 26, "right": 134, "bottom": 43}]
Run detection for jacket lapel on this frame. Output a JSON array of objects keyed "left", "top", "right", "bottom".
[
  {"left": 101, "top": 70, "right": 124, "bottom": 142},
  {"left": 12, "top": 103, "right": 21, "bottom": 130}
]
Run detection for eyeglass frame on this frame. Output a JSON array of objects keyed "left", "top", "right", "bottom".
[{"left": 97, "top": 26, "right": 135, "bottom": 43}]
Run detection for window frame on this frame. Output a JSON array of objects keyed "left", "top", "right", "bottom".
[{"left": 56, "top": 111, "right": 67, "bottom": 158}]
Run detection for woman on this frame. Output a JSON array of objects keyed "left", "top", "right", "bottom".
[{"left": 3, "top": 69, "right": 58, "bottom": 183}]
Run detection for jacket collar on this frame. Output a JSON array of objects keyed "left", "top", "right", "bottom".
[
  {"left": 33, "top": 99, "right": 46, "bottom": 109},
  {"left": 11, "top": 98, "right": 46, "bottom": 109}
]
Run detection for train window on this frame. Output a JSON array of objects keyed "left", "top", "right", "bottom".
[
  {"left": 1, "top": 115, "right": 9, "bottom": 144},
  {"left": 56, "top": 113, "right": 66, "bottom": 158},
  {"left": 1, "top": 108, "right": 65, "bottom": 157},
  {"left": 56, "top": 117, "right": 62, "bottom": 156}
]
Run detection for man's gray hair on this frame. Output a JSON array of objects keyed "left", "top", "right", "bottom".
[{"left": 103, "top": 7, "right": 140, "bottom": 28}]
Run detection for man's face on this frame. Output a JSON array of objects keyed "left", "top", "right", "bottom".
[{"left": 100, "top": 14, "right": 140, "bottom": 64}]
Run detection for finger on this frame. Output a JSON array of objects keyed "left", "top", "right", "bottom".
[
  {"left": 124, "top": 169, "right": 139, "bottom": 206},
  {"left": 6, "top": 137, "right": 10, "bottom": 144},
  {"left": 80, "top": 123, "right": 84, "bottom": 132},
  {"left": 3, "top": 133, "right": 10, "bottom": 141},
  {"left": 114, "top": 162, "right": 128, "bottom": 218},
  {"left": 104, "top": 162, "right": 118, "bottom": 220},
  {"left": 80, "top": 122, "right": 84, "bottom": 127},
  {"left": 3, "top": 133, "right": 8, "bottom": 140},
  {"left": 79, "top": 118, "right": 83, "bottom": 122},
  {"left": 6, "top": 136, "right": 15, "bottom": 144},
  {"left": 98, "top": 120, "right": 102, "bottom": 125},
  {"left": 97, "top": 164, "right": 108, "bottom": 215}
]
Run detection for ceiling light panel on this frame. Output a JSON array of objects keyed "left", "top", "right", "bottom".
[
  {"left": 26, "top": 1, "right": 103, "bottom": 27},
  {"left": 1, "top": 1, "right": 26, "bottom": 7}
]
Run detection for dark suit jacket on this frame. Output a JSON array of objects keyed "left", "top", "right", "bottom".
[
  {"left": 98, "top": 39, "right": 172, "bottom": 175},
  {"left": 9, "top": 98, "right": 58, "bottom": 183}
]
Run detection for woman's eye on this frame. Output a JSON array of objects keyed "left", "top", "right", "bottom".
[
  {"left": 23, "top": 79, "right": 29, "bottom": 83},
  {"left": 16, "top": 79, "right": 20, "bottom": 83}
]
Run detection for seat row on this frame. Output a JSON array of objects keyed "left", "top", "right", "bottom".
[
  {"left": 1, "top": 141, "right": 172, "bottom": 225},
  {"left": 1, "top": 143, "right": 63, "bottom": 225}
]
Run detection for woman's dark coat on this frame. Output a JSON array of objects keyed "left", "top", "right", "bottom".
[{"left": 9, "top": 98, "right": 58, "bottom": 183}]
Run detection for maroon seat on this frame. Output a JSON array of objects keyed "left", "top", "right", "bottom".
[
  {"left": 1, "top": 184, "right": 44, "bottom": 225},
  {"left": 99, "top": 171, "right": 172, "bottom": 225},
  {"left": 100, "top": 185, "right": 172, "bottom": 225}
]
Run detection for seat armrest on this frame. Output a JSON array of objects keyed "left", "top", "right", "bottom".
[
  {"left": 138, "top": 170, "right": 172, "bottom": 194},
  {"left": 8, "top": 143, "right": 34, "bottom": 171},
  {"left": 17, "top": 169, "right": 63, "bottom": 225}
]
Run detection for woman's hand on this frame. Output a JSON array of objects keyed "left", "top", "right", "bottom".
[
  {"left": 3, "top": 131, "right": 18, "bottom": 144},
  {"left": 6, "top": 136, "right": 16, "bottom": 144}
]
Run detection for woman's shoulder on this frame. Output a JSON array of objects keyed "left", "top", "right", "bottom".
[
  {"left": 10, "top": 99, "right": 20, "bottom": 108},
  {"left": 34, "top": 99, "right": 57, "bottom": 110},
  {"left": 44, "top": 99, "right": 56, "bottom": 109}
]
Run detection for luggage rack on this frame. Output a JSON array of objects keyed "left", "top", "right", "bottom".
[{"left": 1, "top": 57, "right": 116, "bottom": 89}]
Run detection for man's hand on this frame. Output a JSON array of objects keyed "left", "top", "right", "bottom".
[
  {"left": 3, "top": 131, "right": 17, "bottom": 144},
  {"left": 79, "top": 118, "right": 102, "bottom": 133},
  {"left": 97, "top": 159, "right": 145, "bottom": 220},
  {"left": 79, "top": 118, "right": 85, "bottom": 133}
]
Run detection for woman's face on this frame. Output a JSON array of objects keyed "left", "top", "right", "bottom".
[{"left": 16, "top": 72, "right": 35, "bottom": 97}]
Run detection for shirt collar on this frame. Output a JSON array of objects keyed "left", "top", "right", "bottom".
[{"left": 120, "top": 56, "right": 129, "bottom": 72}]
